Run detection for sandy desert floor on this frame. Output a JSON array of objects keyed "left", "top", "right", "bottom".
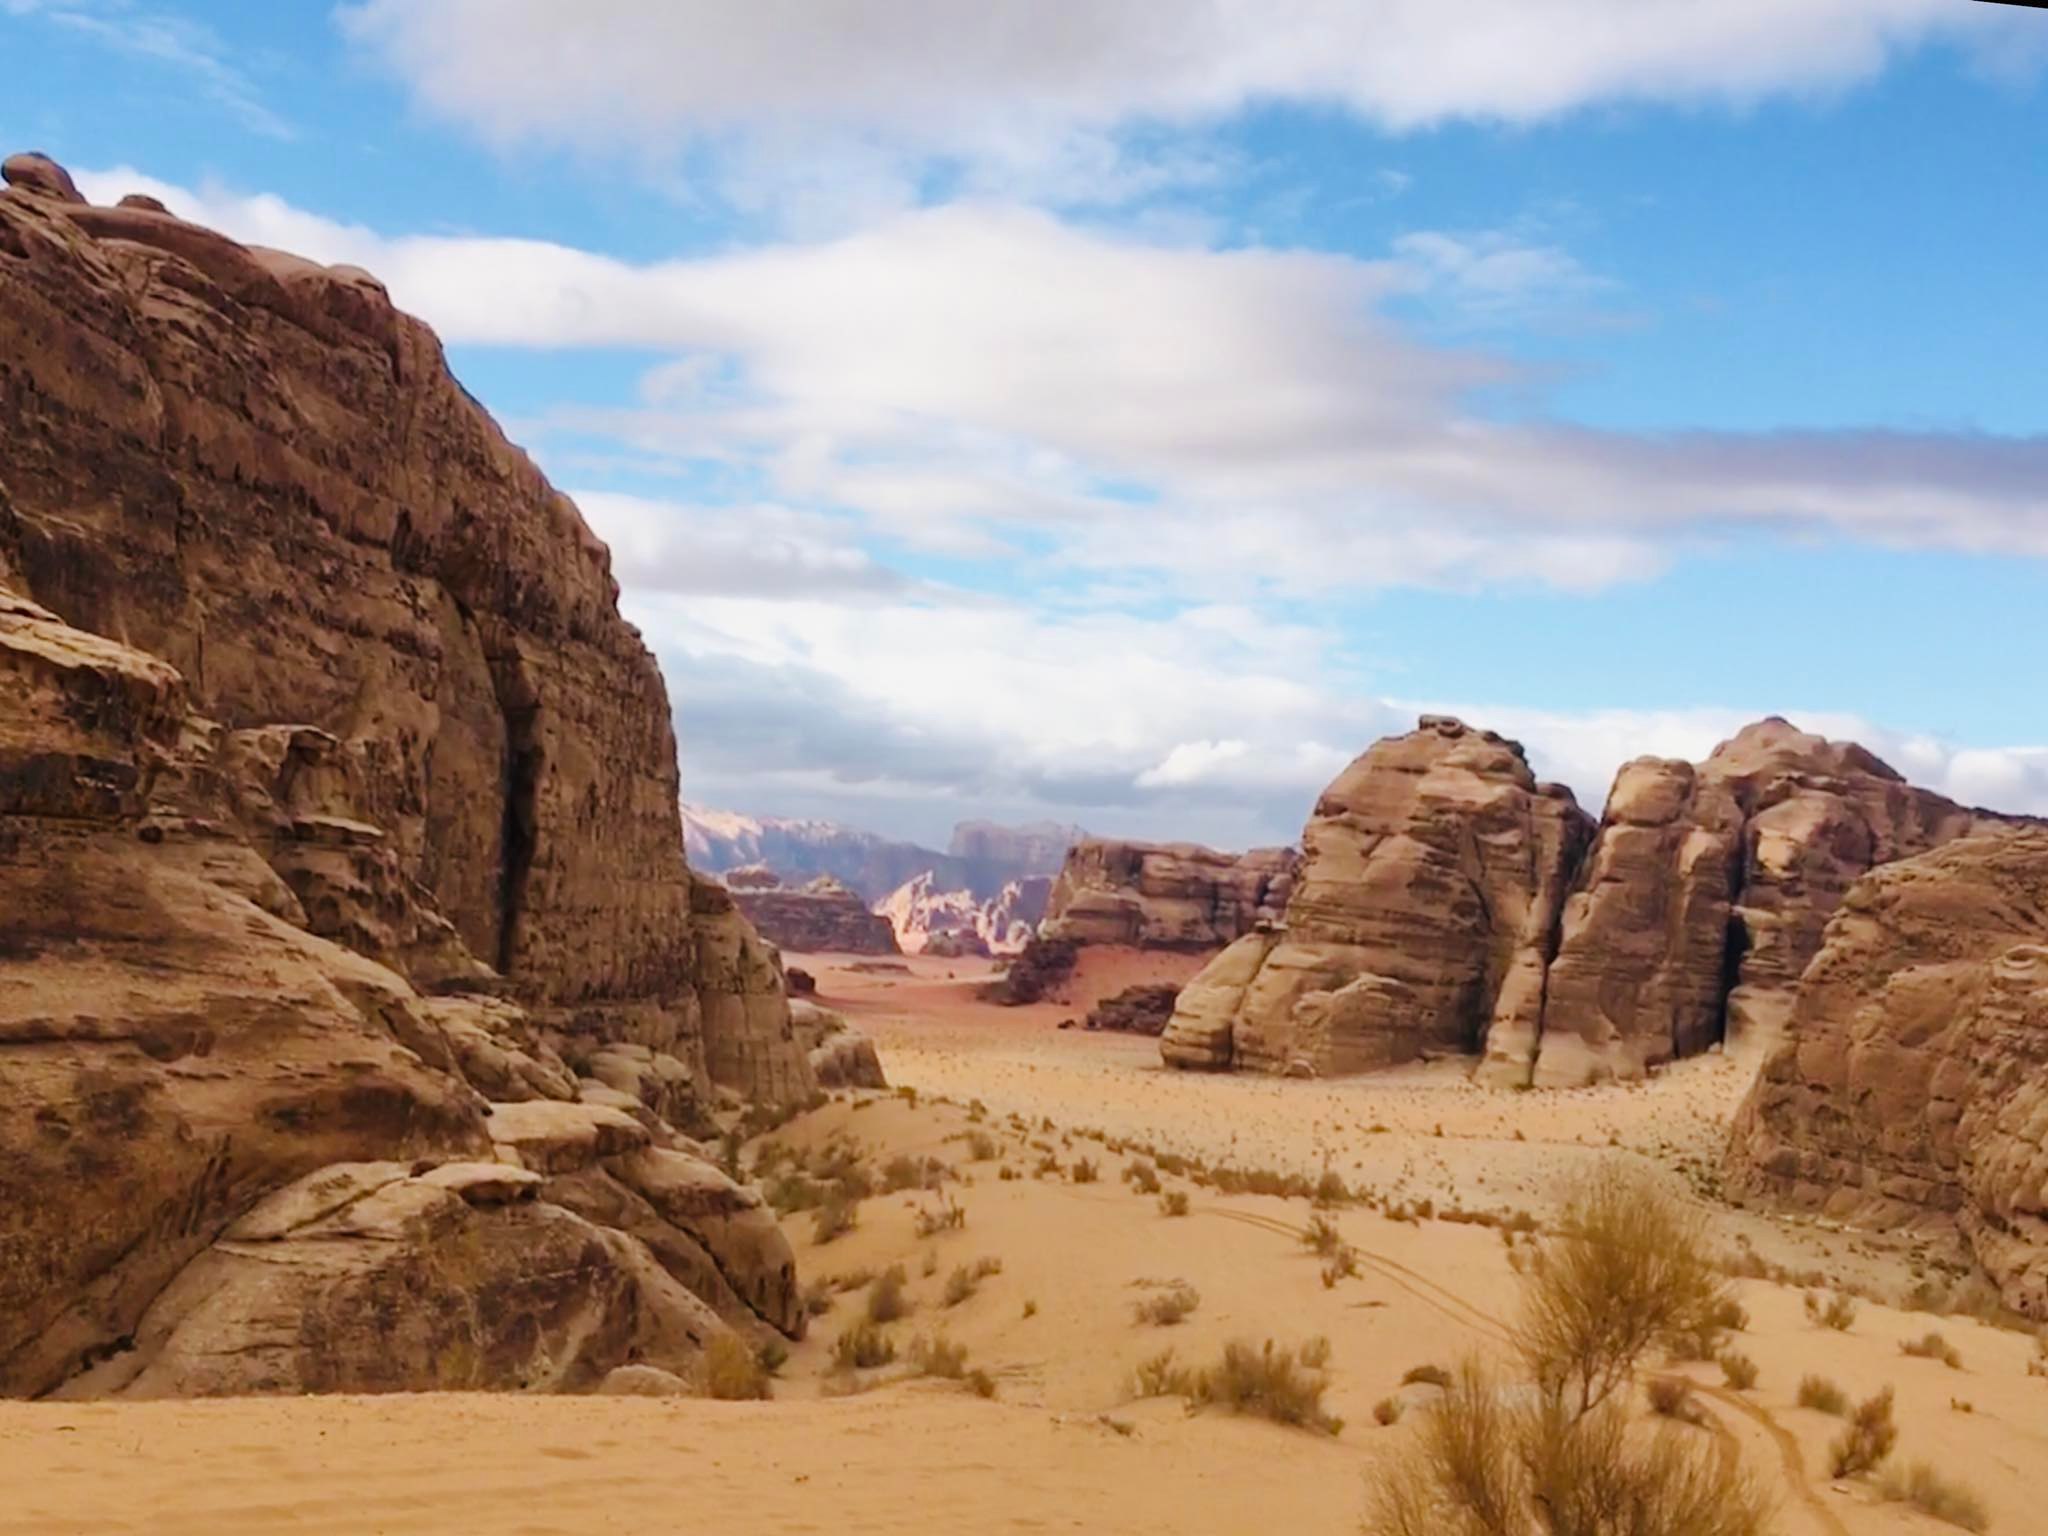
[{"left": 7, "top": 949, "right": 2045, "bottom": 1535}]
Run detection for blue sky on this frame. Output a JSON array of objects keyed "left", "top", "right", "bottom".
[{"left": 7, "top": 0, "right": 2048, "bottom": 846}]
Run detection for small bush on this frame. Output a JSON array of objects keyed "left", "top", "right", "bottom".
[
  {"left": 1071, "top": 1157, "right": 1100, "bottom": 1184},
  {"left": 1828, "top": 1385, "right": 1897, "bottom": 1478},
  {"left": 1134, "top": 1284, "right": 1202, "bottom": 1327},
  {"left": 1022, "top": 1298, "right": 1038, "bottom": 1318},
  {"left": 1720, "top": 1351, "right": 1759, "bottom": 1391},
  {"left": 1124, "top": 1160, "right": 1161, "bottom": 1194},
  {"left": 881, "top": 1152, "right": 926, "bottom": 1192},
  {"left": 966, "top": 1130, "right": 998, "bottom": 1161},
  {"left": 1131, "top": 1348, "right": 1195, "bottom": 1399},
  {"left": 1320, "top": 1248, "right": 1359, "bottom": 1288},
  {"left": 1708, "top": 1297, "right": 1750, "bottom": 1333},
  {"left": 1374, "top": 1395, "right": 1404, "bottom": 1426},
  {"left": 1805, "top": 1290, "right": 1859, "bottom": 1332},
  {"left": 831, "top": 1320, "right": 897, "bottom": 1371},
  {"left": 909, "top": 1332, "right": 970, "bottom": 1379},
  {"left": 967, "top": 1367, "right": 997, "bottom": 1398},
  {"left": 756, "top": 1337, "right": 790, "bottom": 1376},
  {"left": 1900, "top": 1331, "right": 1963, "bottom": 1369},
  {"left": 1875, "top": 1461, "right": 1989, "bottom": 1533},
  {"left": 1159, "top": 1190, "right": 1190, "bottom": 1218},
  {"left": 1796, "top": 1375, "right": 1848, "bottom": 1415},
  {"left": 700, "top": 1331, "right": 772, "bottom": 1400},
  {"left": 914, "top": 1195, "right": 967, "bottom": 1236},
  {"left": 1646, "top": 1375, "right": 1699, "bottom": 1421},
  {"left": 813, "top": 1194, "right": 860, "bottom": 1244},
  {"left": 1199, "top": 1339, "right": 1342, "bottom": 1435},
  {"left": 801, "top": 1279, "right": 834, "bottom": 1317},
  {"left": 1314, "top": 1170, "right": 1352, "bottom": 1207},
  {"left": 1303, "top": 1213, "right": 1345, "bottom": 1256},
  {"left": 1401, "top": 1363, "right": 1452, "bottom": 1389},
  {"left": 866, "top": 1264, "right": 910, "bottom": 1324}
]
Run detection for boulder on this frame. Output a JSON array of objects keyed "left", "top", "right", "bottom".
[
  {"left": 1083, "top": 984, "right": 1180, "bottom": 1036},
  {"left": 1727, "top": 829, "right": 2048, "bottom": 1318}
]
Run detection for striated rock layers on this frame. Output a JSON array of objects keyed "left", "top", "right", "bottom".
[
  {"left": 1162, "top": 714, "right": 2014, "bottom": 1084},
  {"left": 879, "top": 871, "right": 1049, "bottom": 955},
  {"left": 0, "top": 155, "right": 829, "bottom": 1398},
  {"left": 1531, "top": 718, "right": 2013, "bottom": 1087},
  {"left": 726, "top": 871, "right": 901, "bottom": 956},
  {"left": 1043, "top": 838, "right": 1299, "bottom": 951},
  {"left": 1163, "top": 717, "right": 1593, "bottom": 1076},
  {"left": 1727, "top": 830, "right": 2048, "bottom": 1318}
]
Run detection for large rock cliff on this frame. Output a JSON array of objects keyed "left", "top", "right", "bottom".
[
  {"left": 1162, "top": 717, "right": 1594, "bottom": 1075},
  {"left": 1726, "top": 829, "right": 2048, "bottom": 1318},
  {"left": 0, "top": 153, "right": 824, "bottom": 1398},
  {"left": 726, "top": 871, "right": 902, "bottom": 956},
  {"left": 1042, "top": 838, "right": 1298, "bottom": 951}
]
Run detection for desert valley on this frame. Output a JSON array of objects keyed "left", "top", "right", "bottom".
[{"left": 5, "top": 9, "right": 2048, "bottom": 1534}]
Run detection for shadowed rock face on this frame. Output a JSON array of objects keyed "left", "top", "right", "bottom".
[
  {"left": 1726, "top": 829, "right": 2048, "bottom": 1319},
  {"left": 1043, "top": 839, "right": 1298, "bottom": 951},
  {"left": 1529, "top": 718, "right": 2014, "bottom": 1086},
  {"left": 1163, "top": 717, "right": 1594, "bottom": 1076},
  {"left": 0, "top": 157, "right": 826, "bottom": 1399},
  {"left": 727, "top": 873, "right": 902, "bottom": 956}
]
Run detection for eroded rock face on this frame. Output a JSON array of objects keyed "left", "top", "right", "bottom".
[
  {"left": 0, "top": 160, "right": 811, "bottom": 1399},
  {"left": 1727, "top": 830, "right": 2048, "bottom": 1318},
  {"left": 0, "top": 167, "right": 806, "bottom": 1104},
  {"left": 727, "top": 872, "right": 901, "bottom": 956},
  {"left": 1528, "top": 718, "right": 2013, "bottom": 1086},
  {"left": 1043, "top": 839, "right": 1298, "bottom": 951},
  {"left": 1164, "top": 718, "right": 1593, "bottom": 1077}
]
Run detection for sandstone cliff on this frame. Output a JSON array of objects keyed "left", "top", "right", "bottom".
[
  {"left": 879, "top": 871, "right": 1049, "bottom": 954},
  {"left": 1726, "top": 829, "right": 2048, "bottom": 1318},
  {"left": 1043, "top": 838, "right": 1298, "bottom": 950},
  {"left": 1162, "top": 717, "right": 1593, "bottom": 1075},
  {"left": 726, "top": 871, "right": 901, "bottom": 956},
  {"left": 0, "top": 152, "right": 830, "bottom": 1397}
]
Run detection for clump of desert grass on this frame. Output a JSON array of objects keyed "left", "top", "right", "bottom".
[
  {"left": 1132, "top": 1283, "right": 1201, "bottom": 1327},
  {"left": 830, "top": 1319, "right": 897, "bottom": 1372},
  {"left": 698, "top": 1332, "right": 772, "bottom": 1400},
  {"left": 1875, "top": 1460, "right": 1990, "bottom": 1532},
  {"left": 1804, "top": 1290, "right": 1859, "bottom": 1332},
  {"left": 1827, "top": 1385, "right": 1897, "bottom": 1477},
  {"left": 1796, "top": 1374, "right": 1848, "bottom": 1415},
  {"left": 1127, "top": 1338, "right": 1341, "bottom": 1435},
  {"left": 942, "top": 1255, "right": 1003, "bottom": 1307},
  {"left": 865, "top": 1263, "right": 910, "bottom": 1324},
  {"left": 1899, "top": 1330, "right": 1963, "bottom": 1369}
]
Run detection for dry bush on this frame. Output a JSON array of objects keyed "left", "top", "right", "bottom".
[
  {"left": 1805, "top": 1290, "right": 1859, "bottom": 1331},
  {"left": 1900, "top": 1331, "right": 1964, "bottom": 1369},
  {"left": 813, "top": 1193, "right": 860, "bottom": 1244},
  {"left": 1367, "top": 1361, "right": 1771, "bottom": 1536},
  {"left": 801, "top": 1279, "right": 834, "bottom": 1317},
  {"left": 1875, "top": 1461, "right": 1990, "bottom": 1532},
  {"left": 1828, "top": 1385, "right": 1897, "bottom": 1478},
  {"left": 1022, "top": 1298, "right": 1038, "bottom": 1318},
  {"left": 1645, "top": 1375, "right": 1698, "bottom": 1420},
  {"left": 966, "top": 1130, "right": 998, "bottom": 1161},
  {"left": 1314, "top": 1170, "right": 1353, "bottom": 1207},
  {"left": 941, "top": 1257, "right": 1001, "bottom": 1307},
  {"left": 866, "top": 1263, "right": 910, "bottom": 1324},
  {"left": 1796, "top": 1375, "right": 1848, "bottom": 1415},
  {"left": 1159, "top": 1190, "right": 1190, "bottom": 1218},
  {"left": 1131, "top": 1347, "right": 1195, "bottom": 1399},
  {"left": 1199, "top": 1339, "right": 1343, "bottom": 1435},
  {"left": 756, "top": 1337, "right": 789, "bottom": 1376},
  {"left": 1720, "top": 1351, "right": 1759, "bottom": 1391},
  {"left": 1518, "top": 1163, "right": 1732, "bottom": 1418},
  {"left": 1375, "top": 1395, "right": 1405, "bottom": 1425},
  {"left": 1134, "top": 1284, "right": 1202, "bottom": 1327},
  {"left": 880, "top": 1153, "right": 927, "bottom": 1192},
  {"left": 1322, "top": 1246, "right": 1360, "bottom": 1288},
  {"left": 1303, "top": 1213, "right": 1345, "bottom": 1256},
  {"left": 1125, "top": 1159, "right": 1162, "bottom": 1194},
  {"left": 830, "top": 1320, "right": 897, "bottom": 1371},
  {"left": 967, "top": 1367, "right": 997, "bottom": 1398},
  {"left": 1071, "top": 1157, "right": 1100, "bottom": 1184},
  {"left": 909, "top": 1332, "right": 970, "bottom": 1379},
  {"left": 913, "top": 1193, "right": 967, "bottom": 1236},
  {"left": 699, "top": 1332, "right": 772, "bottom": 1400}
]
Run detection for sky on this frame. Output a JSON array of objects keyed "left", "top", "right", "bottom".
[{"left": 6, "top": 0, "right": 2048, "bottom": 848}]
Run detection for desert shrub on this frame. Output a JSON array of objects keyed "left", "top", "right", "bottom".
[
  {"left": 1198, "top": 1339, "right": 1342, "bottom": 1435},
  {"left": 1134, "top": 1284, "right": 1201, "bottom": 1327},
  {"left": 1708, "top": 1297, "right": 1749, "bottom": 1333},
  {"left": 914, "top": 1194, "right": 967, "bottom": 1236},
  {"left": 831, "top": 1320, "right": 897, "bottom": 1371},
  {"left": 1159, "top": 1190, "right": 1190, "bottom": 1217},
  {"left": 866, "top": 1264, "right": 910, "bottom": 1324},
  {"left": 1720, "top": 1351, "right": 1759, "bottom": 1391},
  {"left": 756, "top": 1337, "right": 790, "bottom": 1376},
  {"left": 1124, "top": 1160, "right": 1161, "bottom": 1194},
  {"left": 966, "top": 1130, "right": 998, "bottom": 1161},
  {"left": 1796, "top": 1375, "right": 1848, "bottom": 1415},
  {"left": 1071, "top": 1157, "right": 1100, "bottom": 1184},
  {"left": 1518, "top": 1163, "right": 1732, "bottom": 1417},
  {"left": 1827, "top": 1386, "right": 1897, "bottom": 1478},
  {"left": 699, "top": 1331, "right": 772, "bottom": 1400},
  {"left": 1022, "top": 1298, "right": 1038, "bottom": 1318},
  {"left": 1367, "top": 1361, "right": 1771, "bottom": 1536},
  {"left": 1300, "top": 1335, "right": 1331, "bottom": 1370},
  {"left": 1375, "top": 1395, "right": 1405, "bottom": 1426},
  {"left": 1303, "top": 1213, "right": 1345, "bottom": 1256},
  {"left": 1131, "top": 1348, "right": 1195, "bottom": 1399},
  {"left": 801, "top": 1279, "right": 834, "bottom": 1317},
  {"left": 1876, "top": 1461, "right": 1989, "bottom": 1532},
  {"left": 1034, "top": 1153, "right": 1061, "bottom": 1178},
  {"left": 998, "top": 1165, "right": 1018, "bottom": 1182},
  {"left": 1402, "top": 1363, "right": 1453, "bottom": 1390},
  {"left": 940, "top": 1256, "right": 1000, "bottom": 1308},
  {"left": 813, "top": 1193, "right": 860, "bottom": 1244},
  {"left": 1645, "top": 1375, "right": 1699, "bottom": 1421},
  {"left": 1804, "top": 1290, "right": 1859, "bottom": 1331},
  {"left": 909, "top": 1332, "right": 970, "bottom": 1379},
  {"left": 967, "top": 1367, "right": 997, "bottom": 1398},
  {"left": 1314, "top": 1170, "right": 1352, "bottom": 1207},
  {"left": 1321, "top": 1247, "right": 1359, "bottom": 1287},
  {"left": 1900, "top": 1331, "right": 1963, "bottom": 1369},
  {"left": 921, "top": 1247, "right": 939, "bottom": 1277}
]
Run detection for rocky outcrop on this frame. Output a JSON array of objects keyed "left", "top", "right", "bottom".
[
  {"left": 791, "top": 999, "right": 888, "bottom": 1090},
  {"left": 1043, "top": 839, "right": 1298, "bottom": 950},
  {"left": 0, "top": 157, "right": 811, "bottom": 1399},
  {"left": 879, "top": 871, "right": 1050, "bottom": 954},
  {"left": 1162, "top": 717, "right": 1593, "bottom": 1076},
  {"left": 980, "top": 936, "right": 1080, "bottom": 1005},
  {"left": 726, "top": 872, "right": 901, "bottom": 956},
  {"left": 1727, "top": 829, "right": 2048, "bottom": 1318},
  {"left": 0, "top": 155, "right": 807, "bottom": 1105},
  {"left": 1083, "top": 984, "right": 1180, "bottom": 1036},
  {"left": 1527, "top": 718, "right": 2015, "bottom": 1086}
]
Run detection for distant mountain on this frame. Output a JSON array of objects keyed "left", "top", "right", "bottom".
[
  {"left": 877, "top": 872, "right": 1054, "bottom": 956},
  {"left": 682, "top": 804, "right": 1082, "bottom": 907}
]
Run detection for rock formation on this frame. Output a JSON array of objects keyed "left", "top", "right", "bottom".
[
  {"left": 0, "top": 155, "right": 840, "bottom": 1398},
  {"left": 1043, "top": 839, "right": 1298, "bottom": 950},
  {"left": 879, "top": 871, "right": 1049, "bottom": 954},
  {"left": 1083, "top": 984, "right": 1180, "bottom": 1036},
  {"left": 725, "top": 871, "right": 901, "bottom": 956},
  {"left": 1727, "top": 829, "right": 2048, "bottom": 1318},
  {"left": 1163, "top": 717, "right": 1594, "bottom": 1074},
  {"left": 1527, "top": 718, "right": 2014, "bottom": 1086},
  {"left": 791, "top": 999, "right": 889, "bottom": 1090}
]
